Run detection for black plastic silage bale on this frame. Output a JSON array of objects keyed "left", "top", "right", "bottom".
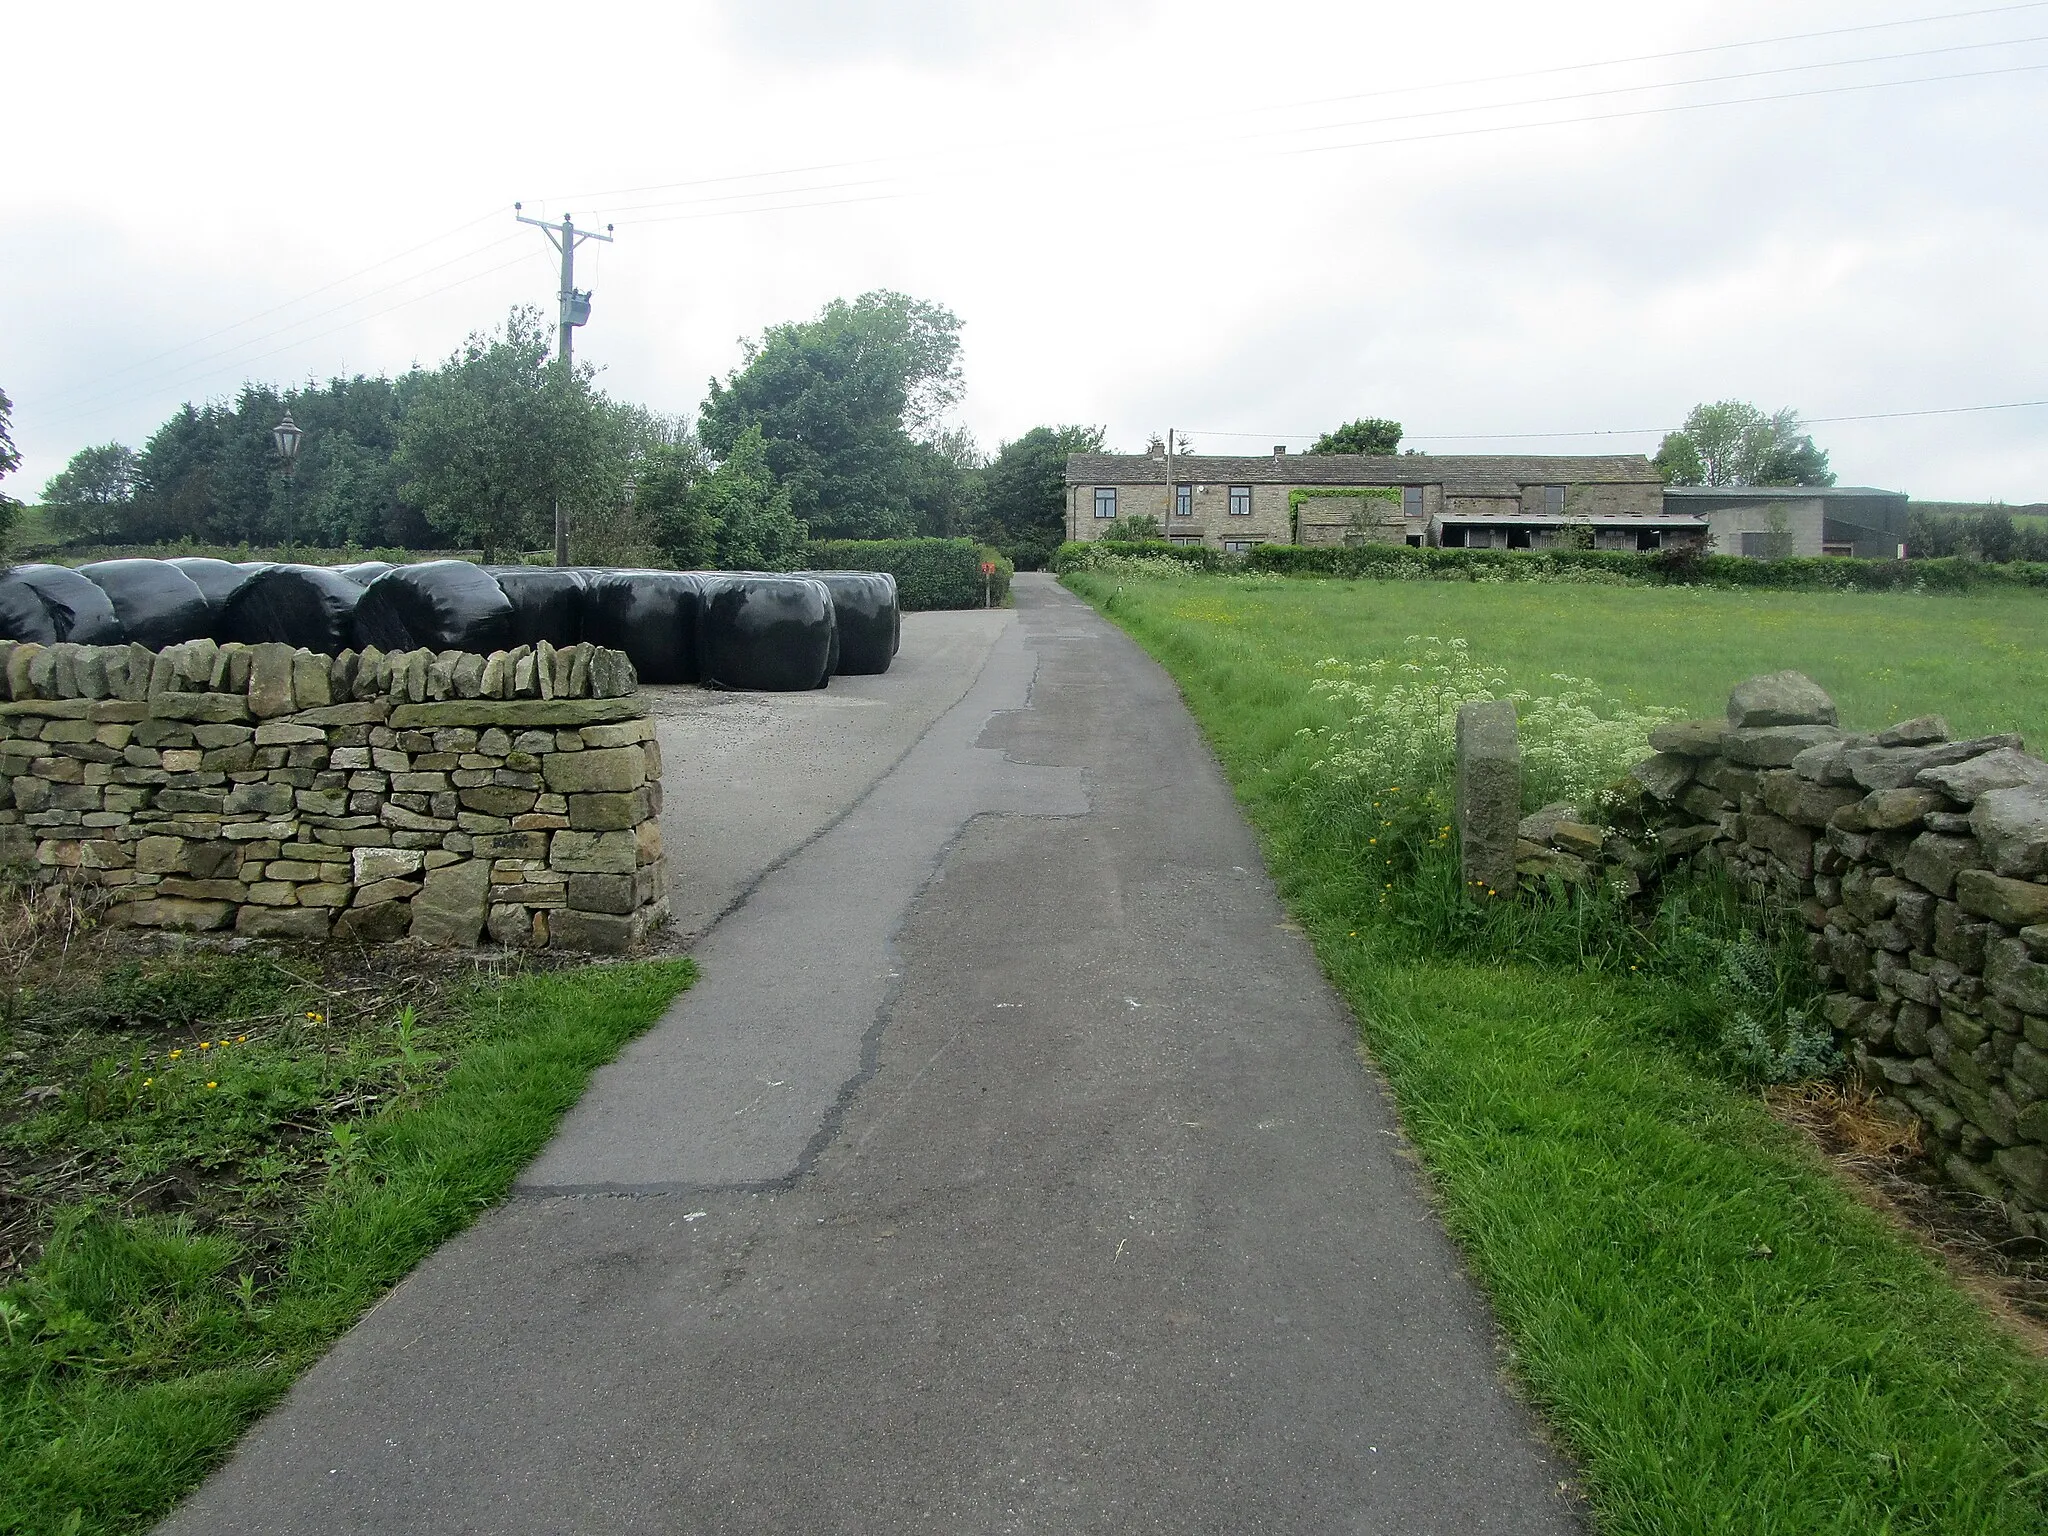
[
  {"left": 578, "top": 570, "right": 704, "bottom": 684},
  {"left": 351, "top": 560, "right": 514, "bottom": 655},
  {"left": 800, "top": 571, "right": 898, "bottom": 676},
  {"left": 487, "top": 566, "right": 588, "bottom": 650},
  {"left": 0, "top": 564, "right": 125, "bottom": 645},
  {"left": 0, "top": 573, "right": 58, "bottom": 644},
  {"left": 335, "top": 560, "right": 397, "bottom": 586},
  {"left": 167, "top": 557, "right": 269, "bottom": 617},
  {"left": 78, "top": 560, "right": 213, "bottom": 649},
  {"left": 214, "top": 565, "right": 364, "bottom": 653},
  {"left": 696, "top": 574, "right": 836, "bottom": 692}
]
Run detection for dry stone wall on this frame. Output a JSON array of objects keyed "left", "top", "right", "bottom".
[
  {"left": 0, "top": 635, "right": 668, "bottom": 954},
  {"left": 1509, "top": 670, "right": 2048, "bottom": 1235}
]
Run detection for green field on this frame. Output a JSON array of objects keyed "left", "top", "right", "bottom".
[
  {"left": 1066, "top": 567, "right": 2048, "bottom": 1535},
  {"left": 1117, "top": 573, "right": 2048, "bottom": 744},
  {"left": 2, "top": 947, "right": 694, "bottom": 1535}
]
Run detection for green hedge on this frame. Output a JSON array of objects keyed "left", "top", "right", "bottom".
[
  {"left": 1246, "top": 543, "right": 2048, "bottom": 592},
  {"left": 1051, "top": 540, "right": 1234, "bottom": 574},
  {"left": 808, "top": 537, "right": 1008, "bottom": 610}
]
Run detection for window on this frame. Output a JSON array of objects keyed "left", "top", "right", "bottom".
[
  {"left": 1544, "top": 485, "right": 1567, "bottom": 515},
  {"left": 1228, "top": 485, "right": 1252, "bottom": 516},
  {"left": 1402, "top": 485, "right": 1423, "bottom": 519},
  {"left": 1093, "top": 487, "right": 1117, "bottom": 519},
  {"left": 1175, "top": 483, "right": 1193, "bottom": 518},
  {"left": 1637, "top": 528, "right": 1663, "bottom": 552},
  {"left": 1406, "top": 534, "right": 1424, "bottom": 547},
  {"left": 1169, "top": 534, "right": 1204, "bottom": 547},
  {"left": 1740, "top": 531, "right": 1770, "bottom": 558},
  {"left": 1222, "top": 539, "right": 1255, "bottom": 553}
]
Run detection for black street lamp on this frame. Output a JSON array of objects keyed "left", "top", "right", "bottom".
[
  {"left": 272, "top": 410, "right": 305, "bottom": 546},
  {"left": 272, "top": 411, "right": 304, "bottom": 472}
]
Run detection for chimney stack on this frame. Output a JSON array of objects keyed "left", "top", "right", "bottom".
[{"left": 1273, "top": 444, "right": 1287, "bottom": 459}]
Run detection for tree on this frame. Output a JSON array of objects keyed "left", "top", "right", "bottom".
[
  {"left": 637, "top": 441, "right": 715, "bottom": 568},
  {"left": 394, "top": 307, "right": 610, "bottom": 561},
  {"left": 977, "top": 424, "right": 1107, "bottom": 568},
  {"left": 42, "top": 443, "right": 140, "bottom": 542},
  {"left": 0, "top": 386, "right": 21, "bottom": 554},
  {"left": 1310, "top": 418, "right": 1403, "bottom": 455},
  {"left": 1654, "top": 401, "right": 1835, "bottom": 487},
  {"left": 127, "top": 375, "right": 421, "bottom": 547},
  {"left": 700, "top": 291, "right": 965, "bottom": 541},
  {"left": 694, "top": 425, "right": 808, "bottom": 570}
]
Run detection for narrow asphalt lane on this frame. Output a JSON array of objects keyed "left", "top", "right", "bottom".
[{"left": 159, "top": 573, "right": 1581, "bottom": 1534}]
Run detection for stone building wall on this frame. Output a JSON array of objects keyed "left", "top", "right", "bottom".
[
  {"left": 1510, "top": 671, "right": 2048, "bottom": 1234},
  {"left": 0, "top": 635, "right": 668, "bottom": 953}
]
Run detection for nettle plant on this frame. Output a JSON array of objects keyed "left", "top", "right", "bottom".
[{"left": 1297, "top": 635, "right": 1678, "bottom": 832}]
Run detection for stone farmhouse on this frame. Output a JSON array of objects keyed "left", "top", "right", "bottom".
[{"left": 1064, "top": 446, "right": 1910, "bottom": 558}]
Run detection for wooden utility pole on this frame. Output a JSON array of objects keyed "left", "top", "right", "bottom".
[{"left": 515, "top": 204, "right": 614, "bottom": 565}]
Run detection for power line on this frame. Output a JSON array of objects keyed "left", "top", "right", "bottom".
[
  {"left": 41, "top": 249, "right": 542, "bottom": 430},
  {"left": 1260, "top": 31, "right": 2048, "bottom": 148},
  {"left": 1262, "top": 0, "right": 2048, "bottom": 116},
  {"left": 1184, "top": 397, "right": 2048, "bottom": 444},
  {"left": 570, "top": 35, "right": 2048, "bottom": 228},
  {"left": 39, "top": 232, "right": 532, "bottom": 419},
  {"left": 1288, "top": 58, "right": 2048, "bottom": 159},
  {"left": 544, "top": 1, "right": 2048, "bottom": 213},
  {"left": 33, "top": 207, "right": 508, "bottom": 412}
]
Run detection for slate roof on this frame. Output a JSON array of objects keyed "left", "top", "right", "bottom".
[{"left": 1065, "top": 452, "right": 1661, "bottom": 487}]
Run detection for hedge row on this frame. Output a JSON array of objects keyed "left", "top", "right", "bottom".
[
  {"left": 1051, "top": 540, "right": 1234, "bottom": 574},
  {"left": 807, "top": 538, "right": 1012, "bottom": 610},
  {"left": 1244, "top": 542, "right": 2048, "bottom": 592}
]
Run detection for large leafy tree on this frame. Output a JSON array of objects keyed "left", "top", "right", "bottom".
[
  {"left": 700, "top": 291, "right": 965, "bottom": 540},
  {"left": 696, "top": 425, "right": 808, "bottom": 570},
  {"left": 977, "top": 424, "right": 1106, "bottom": 567},
  {"left": 395, "top": 307, "right": 610, "bottom": 561},
  {"left": 635, "top": 441, "right": 715, "bottom": 568},
  {"left": 1654, "top": 401, "right": 1835, "bottom": 487},
  {"left": 41, "top": 443, "right": 140, "bottom": 541},
  {"left": 1310, "top": 418, "right": 1403, "bottom": 455}
]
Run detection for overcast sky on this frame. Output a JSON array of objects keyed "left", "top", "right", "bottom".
[{"left": 7, "top": 0, "right": 2046, "bottom": 500}]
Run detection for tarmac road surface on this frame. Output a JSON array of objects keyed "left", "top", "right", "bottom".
[{"left": 159, "top": 573, "right": 1582, "bottom": 1535}]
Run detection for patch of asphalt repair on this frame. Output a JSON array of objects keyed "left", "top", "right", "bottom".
[
  {"left": 157, "top": 574, "right": 1584, "bottom": 1535},
  {"left": 519, "top": 619, "right": 1088, "bottom": 1194}
]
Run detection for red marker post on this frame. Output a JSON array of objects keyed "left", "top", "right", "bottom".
[{"left": 981, "top": 560, "right": 995, "bottom": 608}]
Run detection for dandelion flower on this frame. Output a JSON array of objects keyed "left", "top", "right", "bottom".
[
  {"left": 199, "top": 1041, "right": 211, "bottom": 1050},
  {"left": 168, "top": 1049, "right": 183, "bottom": 1060},
  {"left": 236, "top": 1035, "right": 247, "bottom": 1043},
  {"left": 206, "top": 1081, "right": 218, "bottom": 1090},
  {"left": 143, "top": 1078, "right": 154, "bottom": 1087}
]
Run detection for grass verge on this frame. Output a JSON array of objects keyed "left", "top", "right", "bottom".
[
  {"left": 1, "top": 926, "right": 693, "bottom": 1536},
  {"left": 1066, "top": 568, "right": 2048, "bottom": 1534}
]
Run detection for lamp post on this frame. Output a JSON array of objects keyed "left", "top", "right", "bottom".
[{"left": 272, "top": 410, "right": 304, "bottom": 548}]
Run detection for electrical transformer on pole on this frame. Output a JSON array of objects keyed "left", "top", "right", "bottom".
[{"left": 515, "top": 203, "right": 614, "bottom": 566}]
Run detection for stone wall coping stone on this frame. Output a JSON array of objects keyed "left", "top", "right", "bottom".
[{"left": 390, "top": 698, "right": 644, "bottom": 728}]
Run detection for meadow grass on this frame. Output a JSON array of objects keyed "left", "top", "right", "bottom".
[
  {"left": 1, "top": 956, "right": 693, "bottom": 1535},
  {"left": 1067, "top": 568, "right": 2048, "bottom": 1535},
  {"left": 1125, "top": 572, "right": 2048, "bottom": 746}
]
